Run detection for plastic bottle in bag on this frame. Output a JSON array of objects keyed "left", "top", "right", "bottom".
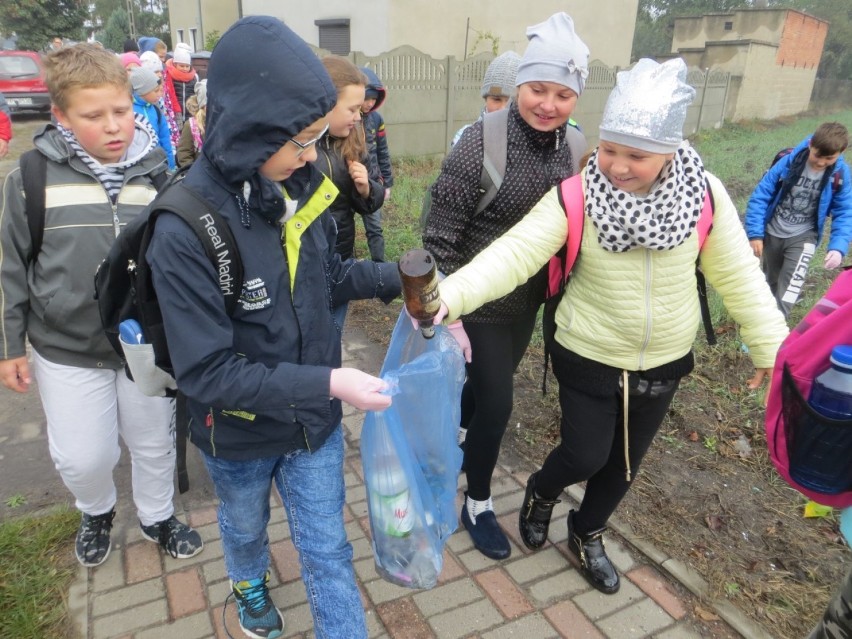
[
  {"left": 399, "top": 249, "right": 441, "bottom": 339},
  {"left": 790, "top": 345, "right": 852, "bottom": 494},
  {"left": 369, "top": 455, "right": 438, "bottom": 588}
]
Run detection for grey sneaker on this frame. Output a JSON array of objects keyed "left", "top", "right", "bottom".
[
  {"left": 75, "top": 509, "right": 116, "bottom": 567},
  {"left": 140, "top": 515, "right": 203, "bottom": 559}
]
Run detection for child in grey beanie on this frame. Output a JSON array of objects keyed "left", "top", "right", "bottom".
[{"left": 516, "top": 12, "right": 589, "bottom": 97}]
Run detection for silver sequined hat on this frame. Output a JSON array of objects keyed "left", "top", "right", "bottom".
[
  {"left": 515, "top": 13, "right": 589, "bottom": 96},
  {"left": 481, "top": 51, "right": 521, "bottom": 98},
  {"left": 599, "top": 58, "right": 696, "bottom": 154}
]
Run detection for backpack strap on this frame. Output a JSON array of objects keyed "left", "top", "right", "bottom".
[
  {"left": 147, "top": 181, "right": 244, "bottom": 315},
  {"left": 19, "top": 149, "right": 48, "bottom": 264},
  {"left": 696, "top": 178, "right": 716, "bottom": 345},
  {"left": 564, "top": 126, "right": 587, "bottom": 176},
  {"left": 475, "top": 107, "right": 510, "bottom": 215}
]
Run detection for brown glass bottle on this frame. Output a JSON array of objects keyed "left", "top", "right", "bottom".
[{"left": 398, "top": 248, "right": 441, "bottom": 339}]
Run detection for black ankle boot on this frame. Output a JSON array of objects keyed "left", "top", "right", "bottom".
[
  {"left": 567, "top": 510, "right": 620, "bottom": 594},
  {"left": 518, "top": 473, "right": 561, "bottom": 550}
]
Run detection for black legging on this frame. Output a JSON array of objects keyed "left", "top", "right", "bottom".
[
  {"left": 536, "top": 340, "right": 680, "bottom": 535},
  {"left": 461, "top": 310, "right": 538, "bottom": 501}
]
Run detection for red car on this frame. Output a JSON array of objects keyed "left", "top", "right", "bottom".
[{"left": 0, "top": 51, "right": 51, "bottom": 114}]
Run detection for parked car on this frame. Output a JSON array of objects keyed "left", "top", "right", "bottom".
[{"left": 0, "top": 51, "right": 50, "bottom": 114}]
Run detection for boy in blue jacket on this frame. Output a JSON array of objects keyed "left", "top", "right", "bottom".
[
  {"left": 360, "top": 67, "right": 392, "bottom": 261},
  {"left": 130, "top": 66, "right": 175, "bottom": 169},
  {"left": 146, "top": 17, "right": 400, "bottom": 639},
  {"left": 745, "top": 122, "right": 852, "bottom": 317}
]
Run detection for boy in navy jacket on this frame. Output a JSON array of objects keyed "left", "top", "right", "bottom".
[{"left": 360, "top": 67, "right": 393, "bottom": 261}]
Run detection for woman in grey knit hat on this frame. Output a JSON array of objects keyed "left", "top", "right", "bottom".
[{"left": 424, "top": 12, "right": 590, "bottom": 562}]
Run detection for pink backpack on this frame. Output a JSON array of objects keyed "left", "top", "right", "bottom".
[{"left": 766, "top": 267, "right": 852, "bottom": 507}]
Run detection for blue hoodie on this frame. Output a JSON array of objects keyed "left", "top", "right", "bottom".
[
  {"left": 360, "top": 67, "right": 393, "bottom": 186},
  {"left": 132, "top": 94, "right": 175, "bottom": 169},
  {"left": 146, "top": 17, "right": 401, "bottom": 459}
]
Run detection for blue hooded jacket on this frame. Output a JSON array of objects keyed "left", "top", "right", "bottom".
[
  {"left": 147, "top": 17, "right": 400, "bottom": 460},
  {"left": 745, "top": 136, "right": 852, "bottom": 255},
  {"left": 132, "top": 95, "right": 175, "bottom": 169}
]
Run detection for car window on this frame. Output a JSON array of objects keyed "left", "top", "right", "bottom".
[{"left": 0, "top": 56, "right": 40, "bottom": 79}]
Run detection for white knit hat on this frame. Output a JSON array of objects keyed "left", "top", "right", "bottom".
[
  {"left": 599, "top": 58, "right": 696, "bottom": 154},
  {"left": 139, "top": 51, "right": 163, "bottom": 73},
  {"left": 481, "top": 51, "right": 521, "bottom": 98},
  {"left": 515, "top": 13, "right": 590, "bottom": 96},
  {"left": 173, "top": 43, "right": 192, "bottom": 66},
  {"left": 195, "top": 79, "right": 208, "bottom": 109}
]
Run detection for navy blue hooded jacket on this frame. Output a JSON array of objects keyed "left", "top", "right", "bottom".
[
  {"left": 147, "top": 16, "right": 400, "bottom": 460},
  {"left": 361, "top": 67, "right": 393, "bottom": 187}
]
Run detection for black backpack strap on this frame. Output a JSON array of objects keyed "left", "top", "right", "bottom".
[
  {"left": 149, "top": 181, "right": 243, "bottom": 315},
  {"left": 19, "top": 149, "right": 48, "bottom": 264},
  {"left": 175, "top": 391, "right": 190, "bottom": 493}
]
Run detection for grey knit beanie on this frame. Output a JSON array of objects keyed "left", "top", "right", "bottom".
[
  {"left": 515, "top": 13, "right": 590, "bottom": 96},
  {"left": 481, "top": 51, "right": 521, "bottom": 98},
  {"left": 599, "top": 58, "right": 696, "bottom": 154},
  {"left": 130, "top": 67, "right": 160, "bottom": 96},
  {"left": 195, "top": 79, "right": 208, "bottom": 109}
]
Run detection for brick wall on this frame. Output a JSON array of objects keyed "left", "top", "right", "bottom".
[{"left": 776, "top": 11, "right": 828, "bottom": 69}]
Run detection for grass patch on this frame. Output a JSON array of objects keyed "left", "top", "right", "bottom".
[{"left": 0, "top": 506, "right": 80, "bottom": 639}]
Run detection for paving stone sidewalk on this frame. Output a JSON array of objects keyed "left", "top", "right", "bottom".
[{"left": 47, "top": 326, "right": 774, "bottom": 639}]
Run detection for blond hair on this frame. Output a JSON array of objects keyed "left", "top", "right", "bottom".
[
  {"left": 321, "top": 56, "right": 368, "bottom": 163},
  {"left": 44, "top": 43, "right": 130, "bottom": 111}
]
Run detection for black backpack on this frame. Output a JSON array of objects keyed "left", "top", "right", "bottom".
[
  {"left": 769, "top": 146, "right": 842, "bottom": 192},
  {"left": 94, "top": 172, "right": 243, "bottom": 492}
]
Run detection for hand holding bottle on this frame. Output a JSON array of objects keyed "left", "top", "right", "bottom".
[{"left": 330, "top": 368, "right": 391, "bottom": 411}]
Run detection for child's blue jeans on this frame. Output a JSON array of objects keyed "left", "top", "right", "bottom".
[{"left": 201, "top": 426, "right": 366, "bottom": 638}]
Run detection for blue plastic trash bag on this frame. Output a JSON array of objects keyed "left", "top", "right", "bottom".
[{"left": 361, "top": 312, "right": 465, "bottom": 589}]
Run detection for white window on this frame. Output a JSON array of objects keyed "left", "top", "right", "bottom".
[
  {"left": 189, "top": 28, "right": 198, "bottom": 51},
  {"left": 177, "top": 29, "right": 185, "bottom": 45}
]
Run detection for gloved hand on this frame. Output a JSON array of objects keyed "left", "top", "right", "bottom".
[
  {"left": 330, "top": 368, "right": 391, "bottom": 411},
  {"left": 824, "top": 250, "right": 843, "bottom": 270},
  {"left": 384, "top": 187, "right": 391, "bottom": 202},
  {"left": 447, "top": 320, "right": 472, "bottom": 363}
]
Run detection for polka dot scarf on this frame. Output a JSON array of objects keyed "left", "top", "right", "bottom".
[{"left": 584, "top": 143, "right": 705, "bottom": 253}]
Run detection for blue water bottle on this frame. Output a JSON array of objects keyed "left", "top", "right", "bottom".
[{"left": 789, "top": 345, "right": 852, "bottom": 494}]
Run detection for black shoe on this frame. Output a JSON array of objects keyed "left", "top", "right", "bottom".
[
  {"left": 518, "top": 473, "right": 561, "bottom": 550},
  {"left": 75, "top": 509, "right": 116, "bottom": 567},
  {"left": 461, "top": 498, "right": 511, "bottom": 560},
  {"left": 566, "top": 510, "right": 620, "bottom": 594},
  {"left": 140, "top": 515, "right": 203, "bottom": 559}
]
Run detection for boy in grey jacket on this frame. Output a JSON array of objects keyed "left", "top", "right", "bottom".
[{"left": 0, "top": 44, "right": 202, "bottom": 568}]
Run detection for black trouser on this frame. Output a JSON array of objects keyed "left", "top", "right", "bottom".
[
  {"left": 461, "top": 311, "right": 538, "bottom": 501},
  {"left": 536, "top": 340, "right": 679, "bottom": 535}
]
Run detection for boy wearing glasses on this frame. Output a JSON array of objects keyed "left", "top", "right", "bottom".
[{"left": 145, "top": 17, "right": 400, "bottom": 639}]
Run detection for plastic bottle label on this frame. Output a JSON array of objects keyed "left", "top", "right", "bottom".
[{"left": 374, "top": 489, "right": 414, "bottom": 537}]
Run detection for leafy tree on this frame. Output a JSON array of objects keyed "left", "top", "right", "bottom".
[
  {"left": 0, "top": 0, "right": 87, "bottom": 51},
  {"left": 101, "top": 7, "right": 131, "bottom": 53},
  {"left": 204, "top": 30, "right": 220, "bottom": 52}
]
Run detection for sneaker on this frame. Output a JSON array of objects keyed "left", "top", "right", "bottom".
[
  {"left": 231, "top": 572, "right": 285, "bottom": 639},
  {"left": 75, "top": 509, "right": 116, "bottom": 567},
  {"left": 461, "top": 494, "right": 511, "bottom": 560},
  {"left": 518, "top": 472, "right": 561, "bottom": 550},
  {"left": 140, "top": 515, "right": 203, "bottom": 559},
  {"left": 566, "top": 509, "right": 620, "bottom": 594}
]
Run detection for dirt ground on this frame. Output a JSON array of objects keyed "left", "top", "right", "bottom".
[{"left": 347, "top": 298, "right": 851, "bottom": 639}]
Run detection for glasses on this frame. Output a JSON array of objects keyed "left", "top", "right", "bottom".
[{"left": 287, "top": 123, "right": 329, "bottom": 158}]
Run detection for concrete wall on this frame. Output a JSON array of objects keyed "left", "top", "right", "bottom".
[
  {"left": 672, "top": 9, "right": 786, "bottom": 51},
  {"left": 169, "top": 0, "right": 237, "bottom": 50},
  {"left": 734, "top": 43, "right": 816, "bottom": 121}
]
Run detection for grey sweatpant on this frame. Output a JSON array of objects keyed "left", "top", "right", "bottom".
[
  {"left": 809, "top": 566, "right": 852, "bottom": 639},
  {"left": 762, "top": 231, "right": 817, "bottom": 318}
]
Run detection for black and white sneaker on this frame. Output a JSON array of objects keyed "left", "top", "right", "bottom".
[
  {"left": 75, "top": 509, "right": 116, "bottom": 567},
  {"left": 140, "top": 515, "right": 203, "bottom": 559}
]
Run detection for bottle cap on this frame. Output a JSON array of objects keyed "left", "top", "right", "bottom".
[{"left": 829, "top": 345, "right": 852, "bottom": 368}]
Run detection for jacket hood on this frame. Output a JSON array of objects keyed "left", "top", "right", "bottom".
[
  {"left": 361, "top": 67, "right": 386, "bottom": 111},
  {"left": 203, "top": 16, "right": 337, "bottom": 185}
]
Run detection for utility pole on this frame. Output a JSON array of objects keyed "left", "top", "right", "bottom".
[{"left": 126, "top": 0, "right": 136, "bottom": 39}]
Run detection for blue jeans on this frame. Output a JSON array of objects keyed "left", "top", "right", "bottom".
[{"left": 201, "top": 427, "right": 366, "bottom": 639}]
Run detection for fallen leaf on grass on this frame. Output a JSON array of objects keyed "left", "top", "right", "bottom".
[
  {"left": 689, "top": 431, "right": 700, "bottom": 442},
  {"left": 695, "top": 605, "right": 720, "bottom": 621},
  {"left": 705, "top": 514, "right": 726, "bottom": 531},
  {"left": 803, "top": 500, "right": 833, "bottom": 518}
]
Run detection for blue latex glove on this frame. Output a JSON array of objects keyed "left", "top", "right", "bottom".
[{"left": 841, "top": 506, "right": 852, "bottom": 548}]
